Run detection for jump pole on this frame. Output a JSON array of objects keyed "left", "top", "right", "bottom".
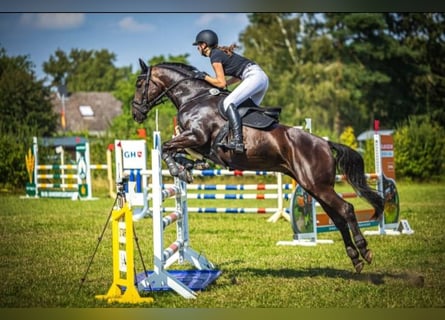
[
  {"left": 104, "top": 144, "right": 115, "bottom": 198},
  {"left": 136, "top": 131, "right": 217, "bottom": 299},
  {"left": 266, "top": 172, "right": 290, "bottom": 222}
]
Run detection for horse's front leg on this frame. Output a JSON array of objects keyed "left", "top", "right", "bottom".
[
  {"left": 162, "top": 149, "right": 194, "bottom": 183},
  {"left": 162, "top": 130, "right": 207, "bottom": 182},
  {"left": 161, "top": 152, "right": 180, "bottom": 176}
]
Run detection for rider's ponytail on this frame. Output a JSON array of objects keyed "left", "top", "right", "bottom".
[{"left": 217, "top": 43, "right": 238, "bottom": 56}]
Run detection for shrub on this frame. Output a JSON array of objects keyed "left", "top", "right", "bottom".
[
  {"left": 339, "top": 126, "right": 358, "bottom": 149},
  {"left": 394, "top": 115, "right": 445, "bottom": 181},
  {"left": 0, "top": 131, "right": 32, "bottom": 191}
]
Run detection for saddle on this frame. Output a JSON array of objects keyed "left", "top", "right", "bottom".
[
  {"left": 209, "top": 95, "right": 282, "bottom": 159},
  {"left": 217, "top": 98, "right": 281, "bottom": 129}
]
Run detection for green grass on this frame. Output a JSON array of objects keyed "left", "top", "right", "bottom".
[{"left": 0, "top": 182, "right": 444, "bottom": 308}]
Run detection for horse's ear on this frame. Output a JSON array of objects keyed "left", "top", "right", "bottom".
[{"left": 139, "top": 58, "right": 148, "bottom": 72}]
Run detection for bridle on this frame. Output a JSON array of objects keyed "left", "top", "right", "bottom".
[
  {"left": 132, "top": 66, "right": 196, "bottom": 115},
  {"left": 132, "top": 66, "right": 156, "bottom": 115}
]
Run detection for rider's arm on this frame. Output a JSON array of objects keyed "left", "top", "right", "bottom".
[
  {"left": 226, "top": 76, "right": 240, "bottom": 86},
  {"left": 205, "top": 62, "right": 227, "bottom": 89}
]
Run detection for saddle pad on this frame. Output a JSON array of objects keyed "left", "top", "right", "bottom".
[
  {"left": 217, "top": 98, "right": 278, "bottom": 129},
  {"left": 242, "top": 110, "right": 277, "bottom": 129}
]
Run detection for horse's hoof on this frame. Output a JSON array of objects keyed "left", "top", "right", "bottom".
[
  {"left": 178, "top": 170, "right": 193, "bottom": 184},
  {"left": 364, "top": 249, "right": 373, "bottom": 264},
  {"left": 194, "top": 160, "right": 210, "bottom": 170},
  {"left": 185, "top": 171, "right": 194, "bottom": 183},
  {"left": 354, "top": 260, "right": 365, "bottom": 274},
  {"left": 167, "top": 165, "right": 179, "bottom": 177}
]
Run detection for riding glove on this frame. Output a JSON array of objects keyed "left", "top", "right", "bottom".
[{"left": 194, "top": 71, "right": 208, "bottom": 80}]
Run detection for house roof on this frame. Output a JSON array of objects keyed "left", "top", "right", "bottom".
[
  {"left": 357, "top": 129, "right": 394, "bottom": 141},
  {"left": 51, "top": 92, "right": 123, "bottom": 135}
]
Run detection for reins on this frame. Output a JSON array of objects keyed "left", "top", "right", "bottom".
[
  {"left": 134, "top": 64, "right": 223, "bottom": 112},
  {"left": 177, "top": 89, "right": 226, "bottom": 111},
  {"left": 144, "top": 75, "right": 193, "bottom": 110}
]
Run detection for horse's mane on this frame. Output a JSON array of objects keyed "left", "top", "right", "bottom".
[
  {"left": 156, "top": 62, "right": 199, "bottom": 77},
  {"left": 155, "top": 62, "right": 224, "bottom": 91}
]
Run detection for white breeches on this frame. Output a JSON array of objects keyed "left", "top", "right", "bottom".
[{"left": 223, "top": 64, "right": 269, "bottom": 110}]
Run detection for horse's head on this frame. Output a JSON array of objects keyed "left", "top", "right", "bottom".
[
  {"left": 132, "top": 59, "right": 205, "bottom": 123},
  {"left": 132, "top": 59, "right": 160, "bottom": 123}
]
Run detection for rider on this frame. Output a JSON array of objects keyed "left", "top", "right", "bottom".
[{"left": 192, "top": 29, "right": 269, "bottom": 153}]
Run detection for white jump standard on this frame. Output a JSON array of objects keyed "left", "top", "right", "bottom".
[{"left": 136, "top": 131, "right": 217, "bottom": 299}]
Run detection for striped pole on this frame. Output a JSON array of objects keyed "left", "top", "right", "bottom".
[{"left": 137, "top": 131, "right": 216, "bottom": 299}]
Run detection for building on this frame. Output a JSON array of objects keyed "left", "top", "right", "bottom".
[
  {"left": 356, "top": 129, "right": 394, "bottom": 153},
  {"left": 51, "top": 91, "right": 123, "bottom": 136},
  {"left": 356, "top": 129, "right": 394, "bottom": 142}
]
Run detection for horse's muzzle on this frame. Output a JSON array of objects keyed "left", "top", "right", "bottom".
[
  {"left": 131, "top": 100, "right": 148, "bottom": 123},
  {"left": 132, "top": 106, "right": 147, "bottom": 123}
]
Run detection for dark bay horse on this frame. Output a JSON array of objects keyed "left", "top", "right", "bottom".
[{"left": 132, "top": 59, "right": 384, "bottom": 273}]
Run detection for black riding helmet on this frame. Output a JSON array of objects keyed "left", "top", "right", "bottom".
[{"left": 192, "top": 29, "right": 218, "bottom": 47}]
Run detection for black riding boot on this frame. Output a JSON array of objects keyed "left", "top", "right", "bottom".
[{"left": 226, "top": 103, "right": 244, "bottom": 153}]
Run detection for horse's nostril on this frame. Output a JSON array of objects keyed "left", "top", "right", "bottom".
[{"left": 132, "top": 110, "right": 146, "bottom": 124}]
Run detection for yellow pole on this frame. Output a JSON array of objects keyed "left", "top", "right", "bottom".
[
  {"left": 95, "top": 203, "right": 153, "bottom": 304},
  {"left": 107, "top": 148, "right": 115, "bottom": 198}
]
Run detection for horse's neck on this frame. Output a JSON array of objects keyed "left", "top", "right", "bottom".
[
  {"left": 168, "top": 79, "right": 214, "bottom": 109},
  {"left": 157, "top": 67, "right": 220, "bottom": 109}
]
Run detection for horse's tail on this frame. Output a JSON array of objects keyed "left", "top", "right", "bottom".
[{"left": 328, "top": 141, "right": 384, "bottom": 220}]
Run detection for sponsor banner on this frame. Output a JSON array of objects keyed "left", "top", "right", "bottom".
[
  {"left": 116, "top": 140, "right": 147, "bottom": 169},
  {"left": 381, "top": 135, "right": 396, "bottom": 179}
]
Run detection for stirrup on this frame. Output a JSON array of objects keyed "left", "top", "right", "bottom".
[
  {"left": 234, "top": 143, "right": 244, "bottom": 154},
  {"left": 217, "top": 141, "right": 244, "bottom": 153}
]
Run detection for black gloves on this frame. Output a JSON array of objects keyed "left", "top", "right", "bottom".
[{"left": 194, "top": 71, "right": 208, "bottom": 80}]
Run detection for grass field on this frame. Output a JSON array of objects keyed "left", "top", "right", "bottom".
[{"left": 0, "top": 181, "right": 444, "bottom": 308}]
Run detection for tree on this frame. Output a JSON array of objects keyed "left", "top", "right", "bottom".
[
  {"left": 0, "top": 47, "right": 57, "bottom": 188},
  {"left": 240, "top": 14, "right": 304, "bottom": 127},
  {"left": 239, "top": 13, "right": 445, "bottom": 139},
  {"left": 384, "top": 13, "right": 445, "bottom": 127},
  {"left": 43, "top": 48, "right": 132, "bottom": 92},
  {"left": 240, "top": 14, "right": 367, "bottom": 137},
  {"left": 0, "top": 47, "right": 57, "bottom": 136},
  {"left": 314, "top": 13, "right": 398, "bottom": 133},
  {"left": 321, "top": 13, "right": 444, "bottom": 131}
]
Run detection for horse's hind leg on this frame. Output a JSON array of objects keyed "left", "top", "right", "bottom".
[
  {"left": 345, "top": 208, "right": 373, "bottom": 264},
  {"left": 325, "top": 196, "right": 373, "bottom": 265},
  {"left": 316, "top": 194, "right": 371, "bottom": 273}
]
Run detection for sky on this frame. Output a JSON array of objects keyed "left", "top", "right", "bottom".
[{"left": 0, "top": 13, "right": 250, "bottom": 82}]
